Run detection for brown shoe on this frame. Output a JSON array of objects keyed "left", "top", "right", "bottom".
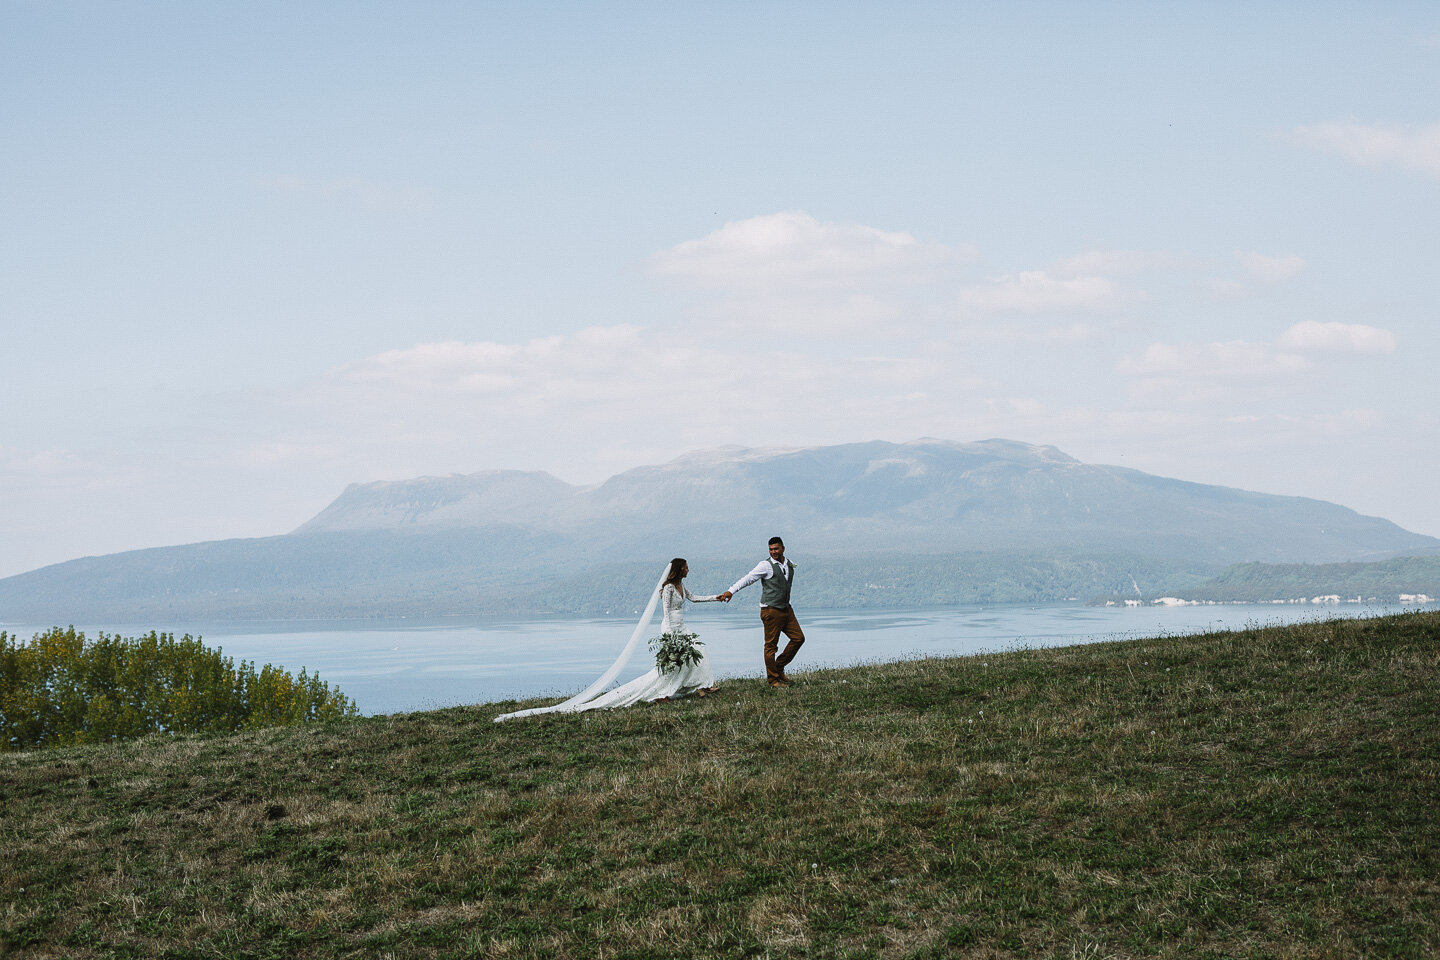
[{"left": 768, "top": 678, "right": 793, "bottom": 687}]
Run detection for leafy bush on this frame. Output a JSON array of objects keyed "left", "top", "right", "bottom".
[{"left": 0, "top": 627, "right": 357, "bottom": 750}]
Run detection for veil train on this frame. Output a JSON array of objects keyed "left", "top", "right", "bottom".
[{"left": 493, "top": 563, "right": 670, "bottom": 722}]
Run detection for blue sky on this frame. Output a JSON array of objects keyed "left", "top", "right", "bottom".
[{"left": 2, "top": 1, "right": 1438, "bottom": 578}]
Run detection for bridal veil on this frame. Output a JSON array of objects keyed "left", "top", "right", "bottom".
[{"left": 493, "top": 564, "right": 669, "bottom": 722}]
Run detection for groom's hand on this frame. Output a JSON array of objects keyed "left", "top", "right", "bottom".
[{"left": 719, "top": 591, "right": 732, "bottom": 602}]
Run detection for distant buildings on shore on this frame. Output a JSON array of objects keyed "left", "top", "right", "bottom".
[{"left": 1107, "top": 594, "right": 1435, "bottom": 607}]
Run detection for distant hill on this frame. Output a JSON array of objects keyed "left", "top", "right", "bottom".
[
  {"left": 2, "top": 438, "right": 1436, "bottom": 621},
  {"left": 295, "top": 438, "right": 1435, "bottom": 561},
  {"left": 1172, "top": 556, "right": 1440, "bottom": 603}
]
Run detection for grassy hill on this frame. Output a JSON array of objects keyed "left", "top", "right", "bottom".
[{"left": 2, "top": 612, "right": 1437, "bottom": 958}]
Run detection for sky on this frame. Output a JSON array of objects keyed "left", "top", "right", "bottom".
[{"left": 2, "top": 1, "right": 1438, "bottom": 579}]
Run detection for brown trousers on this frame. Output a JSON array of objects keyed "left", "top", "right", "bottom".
[{"left": 760, "top": 606, "right": 805, "bottom": 681}]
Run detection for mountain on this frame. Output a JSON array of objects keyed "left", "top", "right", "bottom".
[
  {"left": 292, "top": 438, "right": 1434, "bottom": 562},
  {"left": 2, "top": 438, "right": 1436, "bottom": 621},
  {"left": 294, "top": 470, "right": 576, "bottom": 532}
]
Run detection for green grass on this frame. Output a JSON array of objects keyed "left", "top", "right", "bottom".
[{"left": 2, "top": 612, "right": 1437, "bottom": 958}]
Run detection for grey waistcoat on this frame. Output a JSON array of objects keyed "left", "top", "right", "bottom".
[{"left": 760, "top": 559, "right": 795, "bottom": 609}]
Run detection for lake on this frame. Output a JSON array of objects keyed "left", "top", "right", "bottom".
[{"left": 7, "top": 598, "right": 1435, "bottom": 716}]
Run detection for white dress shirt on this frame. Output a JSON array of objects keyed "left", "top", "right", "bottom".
[{"left": 727, "top": 557, "right": 792, "bottom": 606}]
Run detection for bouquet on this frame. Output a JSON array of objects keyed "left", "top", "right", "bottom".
[{"left": 650, "top": 631, "right": 704, "bottom": 674}]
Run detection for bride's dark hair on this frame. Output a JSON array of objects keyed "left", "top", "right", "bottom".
[{"left": 662, "top": 558, "right": 687, "bottom": 591}]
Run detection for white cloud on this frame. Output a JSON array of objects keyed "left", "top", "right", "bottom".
[
  {"left": 1019, "top": 321, "right": 1104, "bottom": 343},
  {"left": 1295, "top": 408, "right": 1387, "bottom": 434},
  {"left": 1276, "top": 321, "right": 1398, "bottom": 355},
  {"left": 1053, "top": 249, "right": 1180, "bottom": 276},
  {"left": 681, "top": 290, "right": 913, "bottom": 338},
  {"left": 1117, "top": 319, "right": 1398, "bottom": 385},
  {"left": 270, "top": 325, "right": 1008, "bottom": 482},
  {"left": 0, "top": 445, "right": 146, "bottom": 497},
  {"left": 958, "top": 271, "right": 1121, "bottom": 314},
  {"left": 650, "top": 210, "right": 972, "bottom": 288},
  {"left": 1097, "top": 409, "right": 1389, "bottom": 453},
  {"left": 322, "top": 327, "right": 731, "bottom": 416},
  {"left": 1102, "top": 410, "right": 1203, "bottom": 433},
  {"left": 949, "top": 319, "right": 1106, "bottom": 345},
  {"left": 1290, "top": 121, "right": 1440, "bottom": 179},
  {"left": 329, "top": 329, "right": 936, "bottom": 407},
  {"left": 0, "top": 445, "right": 85, "bottom": 477},
  {"left": 654, "top": 220, "right": 1131, "bottom": 342},
  {"left": 1205, "top": 279, "right": 1248, "bottom": 299},
  {"left": 1240, "top": 252, "right": 1306, "bottom": 282},
  {"left": 1115, "top": 341, "right": 1308, "bottom": 379}
]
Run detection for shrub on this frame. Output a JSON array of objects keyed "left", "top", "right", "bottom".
[{"left": 0, "top": 627, "right": 357, "bottom": 750}]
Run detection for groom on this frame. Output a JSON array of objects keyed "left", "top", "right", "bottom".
[{"left": 719, "top": 536, "right": 804, "bottom": 687}]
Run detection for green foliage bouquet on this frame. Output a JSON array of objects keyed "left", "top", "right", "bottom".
[{"left": 649, "top": 631, "right": 704, "bottom": 674}]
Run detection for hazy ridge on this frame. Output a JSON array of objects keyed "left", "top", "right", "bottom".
[{"left": 2, "top": 438, "right": 1436, "bottom": 621}]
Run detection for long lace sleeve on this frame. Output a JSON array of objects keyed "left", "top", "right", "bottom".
[{"left": 683, "top": 586, "right": 720, "bottom": 603}]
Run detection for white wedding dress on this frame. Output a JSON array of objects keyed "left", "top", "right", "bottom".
[{"left": 494, "top": 569, "right": 719, "bottom": 721}]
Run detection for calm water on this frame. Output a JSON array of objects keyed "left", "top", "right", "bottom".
[{"left": 6, "top": 600, "right": 1434, "bottom": 716}]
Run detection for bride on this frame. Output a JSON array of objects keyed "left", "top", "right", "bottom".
[{"left": 494, "top": 558, "right": 721, "bottom": 721}]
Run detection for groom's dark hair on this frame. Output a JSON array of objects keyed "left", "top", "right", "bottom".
[{"left": 768, "top": 536, "right": 784, "bottom": 547}]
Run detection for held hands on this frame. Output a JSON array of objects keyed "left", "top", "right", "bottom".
[{"left": 718, "top": 591, "right": 733, "bottom": 602}]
